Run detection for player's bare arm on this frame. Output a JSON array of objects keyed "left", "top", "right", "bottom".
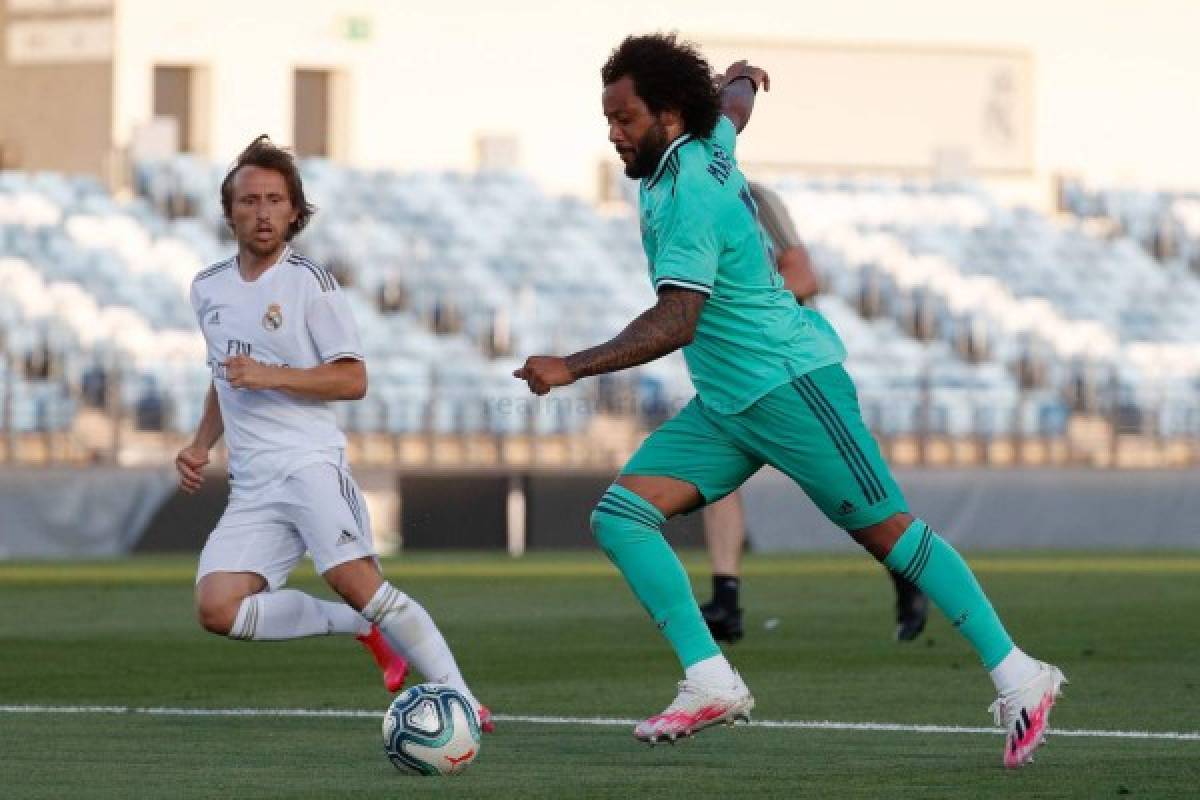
[
  {"left": 225, "top": 354, "right": 367, "bottom": 401},
  {"left": 777, "top": 244, "right": 819, "bottom": 301},
  {"left": 514, "top": 288, "right": 706, "bottom": 395},
  {"left": 175, "top": 382, "right": 223, "bottom": 494},
  {"left": 718, "top": 60, "right": 769, "bottom": 133}
]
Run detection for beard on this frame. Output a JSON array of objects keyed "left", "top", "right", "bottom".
[
  {"left": 624, "top": 121, "right": 670, "bottom": 180},
  {"left": 241, "top": 229, "right": 286, "bottom": 259}
]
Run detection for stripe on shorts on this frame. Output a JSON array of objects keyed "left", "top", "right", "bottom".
[
  {"left": 791, "top": 379, "right": 874, "bottom": 504},
  {"left": 798, "top": 375, "right": 887, "bottom": 504},
  {"left": 336, "top": 471, "right": 364, "bottom": 534}
]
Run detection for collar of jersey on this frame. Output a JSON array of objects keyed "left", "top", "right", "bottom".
[
  {"left": 644, "top": 133, "right": 693, "bottom": 190},
  {"left": 236, "top": 245, "right": 292, "bottom": 283}
]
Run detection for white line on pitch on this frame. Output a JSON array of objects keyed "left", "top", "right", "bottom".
[{"left": 0, "top": 706, "right": 1197, "bottom": 742}]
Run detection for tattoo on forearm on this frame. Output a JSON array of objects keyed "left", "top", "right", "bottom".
[{"left": 565, "top": 290, "right": 705, "bottom": 379}]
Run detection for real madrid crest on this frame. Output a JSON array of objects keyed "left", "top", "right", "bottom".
[{"left": 262, "top": 303, "right": 283, "bottom": 331}]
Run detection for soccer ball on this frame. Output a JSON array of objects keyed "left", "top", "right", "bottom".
[{"left": 382, "top": 683, "right": 481, "bottom": 775}]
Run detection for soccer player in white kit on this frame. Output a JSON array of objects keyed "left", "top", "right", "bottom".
[{"left": 176, "top": 135, "right": 492, "bottom": 731}]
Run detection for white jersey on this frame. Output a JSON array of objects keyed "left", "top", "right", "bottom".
[{"left": 189, "top": 246, "right": 364, "bottom": 498}]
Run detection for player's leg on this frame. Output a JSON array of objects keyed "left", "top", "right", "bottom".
[
  {"left": 738, "top": 364, "right": 1064, "bottom": 767},
  {"left": 852, "top": 512, "right": 1022, "bottom": 666},
  {"left": 597, "top": 397, "right": 761, "bottom": 742},
  {"left": 700, "top": 490, "right": 746, "bottom": 642},
  {"left": 603, "top": 473, "right": 724, "bottom": 678},
  {"left": 699, "top": 478, "right": 924, "bottom": 644},
  {"left": 889, "top": 567, "right": 929, "bottom": 642},
  {"left": 195, "top": 508, "right": 371, "bottom": 641},
  {"left": 289, "top": 462, "right": 487, "bottom": 726},
  {"left": 195, "top": 570, "right": 267, "bottom": 635},
  {"left": 853, "top": 512, "right": 1063, "bottom": 766}
]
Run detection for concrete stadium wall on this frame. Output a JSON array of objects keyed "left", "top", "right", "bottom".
[
  {"left": 131, "top": 468, "right": 704, "bottom": 554},
  {"left": 0, "top": 466, "right": 174, "bottom": 558},
  {"left": 743, "top": 467, "right": 1200, "bottom": 552},
  {"left": 1, "top": 467, "right": 1195, "bottom": 559}
]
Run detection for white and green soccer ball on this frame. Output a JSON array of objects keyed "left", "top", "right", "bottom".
[{"left": 382, "top": 683, "right": 481, "bottom": 776}]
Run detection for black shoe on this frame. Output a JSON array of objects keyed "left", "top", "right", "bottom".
[
  {"left": 891, "top": 572, "right": 928, "bottom": 642},
  {"left": 700, "top": 600, "right": 744, "bottom": 644}
]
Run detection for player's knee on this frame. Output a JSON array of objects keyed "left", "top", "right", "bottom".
[
  {"left": 323, "top": 557, "right": 383, "bottom": 612},
  {"left": 589, "top": 506, "right": 621, "bottom": 562},
  {"left": 591, "top": 487, "right": 668, "bottom": 548},
  {"left": 590, "top": 503, "right": 638, "bottom": 550},
  {"left": 850, "top": 512, "right": 914, "bottom": 561},
  {"left": 195, "top": 596, "right": 241, "bottom": 637},
  {"left": 589, "top": 505, "right": 613, "bottom": 543}
]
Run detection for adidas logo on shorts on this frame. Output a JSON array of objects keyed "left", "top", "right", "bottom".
[{"left": 336, "top": 530, "right": 358, "bottom": 546}]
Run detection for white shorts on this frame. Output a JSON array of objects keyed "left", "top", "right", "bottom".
[{"left": 196, "top": 461, "right": 375, "bottom": 590}]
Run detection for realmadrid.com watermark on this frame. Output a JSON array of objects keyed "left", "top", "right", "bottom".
[
  {"left": 359, "top": 391, "right": 749, "bottom": 423},
  {"left": 480, "top": 392, "right": 696, "bottom": 418}
]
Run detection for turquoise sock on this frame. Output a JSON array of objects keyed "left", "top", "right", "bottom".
[
  {"left": 883, "top": 520, "right": 1014, "bottom": 669},
  {"left": 590, "top": 485, "right": 720, "bottom": 669}
]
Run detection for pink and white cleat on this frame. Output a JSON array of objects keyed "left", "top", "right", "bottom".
[
  {"left": 477, "top": 705, "right": 495, "bottom": 734},
  {"left": 355, "top": 625, "right": 409, "bottom": 693},
  {"left": 634, "top": 674, "right": 754, "bottom": 744},
  {"left": 989, "top": 662, "right": 1067, "bottom": 768}
]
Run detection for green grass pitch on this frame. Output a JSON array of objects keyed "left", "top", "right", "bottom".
[{"left": 1, "top": 552, "right": 1197, "bottom": 798}]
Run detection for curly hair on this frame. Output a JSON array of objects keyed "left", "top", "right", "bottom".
[
  {"left": 220, "top": 135, "right": 315, "bottom": 241},
  {"left": 601, "top": 33, "right": 720, "bottom": 139}
]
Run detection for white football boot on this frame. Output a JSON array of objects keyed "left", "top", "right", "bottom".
[
  {"left": 988, "top": 662, "right": 1067, "bottom": 768},
  {"left": 634, "top": 672, "right": 754, "bottom": 744}
]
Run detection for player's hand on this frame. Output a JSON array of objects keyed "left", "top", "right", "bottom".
[
  {"left": 718, "top": 60, "right": 770, "bottom": 93},
  {"left": 225, "top": 355, "right": 276, "bottom": 390},
  {"left": 175, "top": 443, "right": 210, "bottom": 494},
  {"left": 513, "top": 356, "right": 575, "bottom": 396}
]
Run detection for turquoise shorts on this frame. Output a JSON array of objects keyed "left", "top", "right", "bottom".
[{"left": 622, "top": 363, "right": 907, "bottom": 531}]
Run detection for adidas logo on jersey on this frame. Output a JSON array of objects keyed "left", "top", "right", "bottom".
[
  {"left": 207, "top": 310, "right": 220, "bottom": 325},
  {"left": 838, "top": 499, "right": 858, "bottom": 515},
  {"left": 336, "top": 530, "right": 358, "bottom": 546}
]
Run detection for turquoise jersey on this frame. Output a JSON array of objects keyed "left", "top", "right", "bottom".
[{"left": 638, "top": 115, "right": 846, "bottom": 414}]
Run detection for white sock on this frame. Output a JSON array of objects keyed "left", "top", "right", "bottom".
[
  {"left": 362, "top": 582, "right": 479, "bottom": 707},
  {"left": 684, "top": 654, "right": 739, "bottom": 688},
  {"left": 989, "top": 646, "right": 1042, "bottom": 694},
  {"left": 229, "top": 590, "right": 370, "bottom": 641}
]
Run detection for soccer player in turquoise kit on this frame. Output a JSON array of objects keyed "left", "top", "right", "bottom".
[{"left": 514, "top": 34, "right": 1064, "bottom": 767}]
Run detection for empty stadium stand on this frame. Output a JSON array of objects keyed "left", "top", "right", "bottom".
[{"left": 1, "top": 163, "right": 1196, "bottom": 466}]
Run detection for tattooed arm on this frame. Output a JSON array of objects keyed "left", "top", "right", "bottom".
[{"left": 513, "top": 289, "right": 706, "bottom": 396}]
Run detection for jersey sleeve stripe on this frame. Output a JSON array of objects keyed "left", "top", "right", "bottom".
[
  {"left": 300, "top": 255, "right": 338, "bottom": 292},
  {"left": 289, "top": 255, "right": 333, "bottom": 292},
  {"left": 286, "top": 255, "right": 333, "bottom": 292},
  {"left": 321, "top": 351, "right": 364, "bottom": 363},
  {"left": 194, "top": 258, "right": 234, "bottom": 283},
  {"left": 655, "top": 277, "right": 713, "bottom": 296},
  {"left": 288, "top": 255, "right": 335, "bottom": 292}
]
